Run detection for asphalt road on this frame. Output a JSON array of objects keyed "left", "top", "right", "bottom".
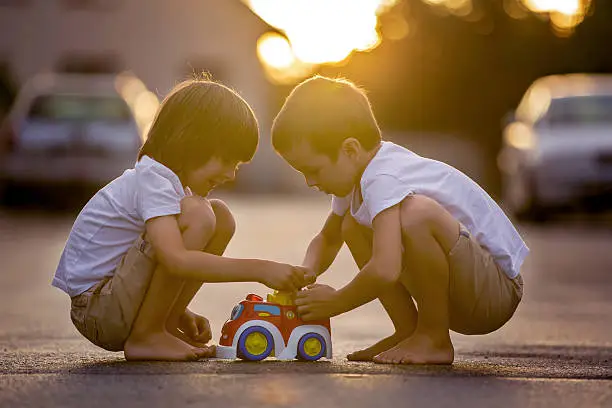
[{"left": 0, "top": 195, "right": 610, "bottom": 408}]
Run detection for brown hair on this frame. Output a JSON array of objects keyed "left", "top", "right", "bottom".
[
  {"left": 139, "top": 78, "right": 259, "bottom": 181},
  {"left": 271, "top": 76, "right": 381, "bottom": 160}
]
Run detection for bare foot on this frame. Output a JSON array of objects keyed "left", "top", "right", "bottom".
[
  {"left": 124, "top": 331, "right": 214, "bottom": 361},
  {"left": 347, "top": 332, "right": 409, "bottom": 362},
  {"left": 170, "top": 328, "right": 210, "bottom": 349},
  {"left": 372, "top": 332, "right": 454, "bottom": 365}
]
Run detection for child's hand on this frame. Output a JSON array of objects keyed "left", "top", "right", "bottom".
[
  {"left": 178, "top": 309, "right": 212, "bottom": 344},
  {"left": 261, "top": 262, "right": 308, "bottom": 291},
  {"left": 303, "top": 267, "right": 317, "bottom": 286},
  {"left": 295, "top": 284, "right": 341, "bottom": 321}
]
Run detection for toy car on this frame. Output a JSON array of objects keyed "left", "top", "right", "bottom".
[{"left": 215, "top": 291, "right": 332, "bottom": 361}]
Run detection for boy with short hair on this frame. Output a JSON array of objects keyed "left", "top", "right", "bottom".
[
  {"left": 272, "top": 76, "right": 528, "bottom": 365},
  {"left": 53, "top": 79, "right": 308, "bottom": 361}
]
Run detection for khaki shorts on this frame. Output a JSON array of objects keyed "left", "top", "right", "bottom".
[
  {"left": 70, "top": 235, "right": 156, "bottom": 351},
  {"left": 446, "top": 224, "right": 524, "bottom": 335}
]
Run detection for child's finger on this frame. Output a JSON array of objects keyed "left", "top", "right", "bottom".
[
  {"left": 195, "top": 332, "right": 212, "bottom": 343},
  {"left": 295, "top": 296, "right": 308, "bottom": 306},
  {"left": 195, "top": 325, "right": 212, "bottom": 343},
  {"left": 187, "top": 320, "right": 198, "bottom": 338},
  {"left": 280, "top": 280, "right": 295, "bottom": 292},
  {"left": 196, "top": 317, "right": 210, "bottom": 334},
  {"left": 300, "top": 311, "right": 314, "bottom": 321},
  {"left": 193, "top": 315, "right": 210, "bottom": 340},
  {"left": 292, "top": 266, "right": 306, "bottom": 280},
  {"left": 203, "top": 324, "right": 212, "bottom": 341},
  {"left": 291, "top": 274, "right": 304, "bottom": 290}
]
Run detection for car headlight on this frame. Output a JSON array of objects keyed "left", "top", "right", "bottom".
[
  {"left": 504, "top": 123, "right": 537, "bottom": 150},
  {"left": 230, "top": 304, "right": 244, "bottom": 320}
]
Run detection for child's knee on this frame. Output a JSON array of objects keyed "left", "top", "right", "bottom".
[
  {"left": 399, "top": 196, "right": 438, "bottom": 246},
  {"left": 400, "top": 195, "right": 460, "bottom": 255},
  {"left": 209, "top": 199, "right": 236, "bottom": 242},
  {"left": 179, "top": 196, "right": 216, "bottom": 240}
]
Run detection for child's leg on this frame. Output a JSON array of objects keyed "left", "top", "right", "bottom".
[
  {"left": 123, "top": 196, "right": 218, "bottom": 361},
  {"left": 166, "top": 199, "right": 236, "bottom": 346},
  {"left": 374, "top": 195, "right": 459, "bottom": 365},
  {"left": 341, "top": 214, "right": 418, "bottom": 361}
]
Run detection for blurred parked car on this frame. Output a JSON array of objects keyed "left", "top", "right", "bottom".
[
  {"left": 498, "top": 74, "right": 612, "bottom": 221},
  {"left": 0, "top": 72, "right": 158, "bottom": 201}
]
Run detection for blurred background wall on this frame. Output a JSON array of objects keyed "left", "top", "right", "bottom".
[{"left": 1, "top": 0, "right": 611, "bottom": 200}]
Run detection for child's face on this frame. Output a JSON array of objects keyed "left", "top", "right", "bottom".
[
  {"left": 281, "top": 140, "right": 359, "bottom": 197},
  {"left": 184, "top": 157, "right": 240, "bottom": 196}
]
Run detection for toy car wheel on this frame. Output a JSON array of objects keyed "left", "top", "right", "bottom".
[
  {"left": 237, "top": 326, "right": 274, "bottom": 361},
  {"left": 297, "top": 333, "right": 326, "bottom": 361}
]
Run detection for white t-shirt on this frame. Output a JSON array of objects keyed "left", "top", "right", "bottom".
[
  {"left": 331, "top": 141, "right": 529, "bottom": 279},
  {"left": 52, "top": 156, "right": 186, "bottom": 297}
]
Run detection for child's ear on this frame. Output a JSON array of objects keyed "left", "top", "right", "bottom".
[{"left": 341, "top": 138, "right": 362, "bottom": 159}]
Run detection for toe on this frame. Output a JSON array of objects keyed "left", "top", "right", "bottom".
[
  {"left": 347, "top": 351, "right": 367, "bottom": 361},
  {"left": 372, "top": 353, "right": 388, "bottom": 364},
  {"left": 191, "top": 349, "right": 206, "bottom": 360},
  {"left": 377, "top": 351, "right": 403, "bottom": 364},
  {"left": 194, "top": 345, "right": 216, "bottom": 358},
  {"left": 186, "top": 351, "right": 200, "bottom": 361},
  {"left": 205, "top": 345, "right": 217, "bottom": 357}
]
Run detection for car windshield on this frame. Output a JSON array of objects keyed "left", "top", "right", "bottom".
[
  {"left": 28, "top": 94, "right": 132, "bottom": 122},
  {"left": 543, "top": 95, "right": 612, "bottom": 125}
]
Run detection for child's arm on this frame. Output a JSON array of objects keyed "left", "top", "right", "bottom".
[
  {"left": 301, "top": 212, "right": 345, "bottom": 280},
  {"left": 146, "top": 214, "right": 306, "bottom": 291},
  {"left": 296, "top": 205, "right": 402, "bottom": 319}
]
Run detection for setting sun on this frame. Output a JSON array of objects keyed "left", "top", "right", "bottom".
[
  {"left": 520, "top": 0, "right": 591, "bottom": 35},
  {"left": 244, "top": 0, "right": 398, "bottom": 84},
  {"left": 521, "top": 0, "right": 580, "bottom": 15}
]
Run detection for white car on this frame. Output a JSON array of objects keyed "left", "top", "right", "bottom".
[
  {"left": 0, "top": 72, "right": 157, "bottom": 199},
  {"left": 498, "top": 74, "right": 612, "bottom": 221}
]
